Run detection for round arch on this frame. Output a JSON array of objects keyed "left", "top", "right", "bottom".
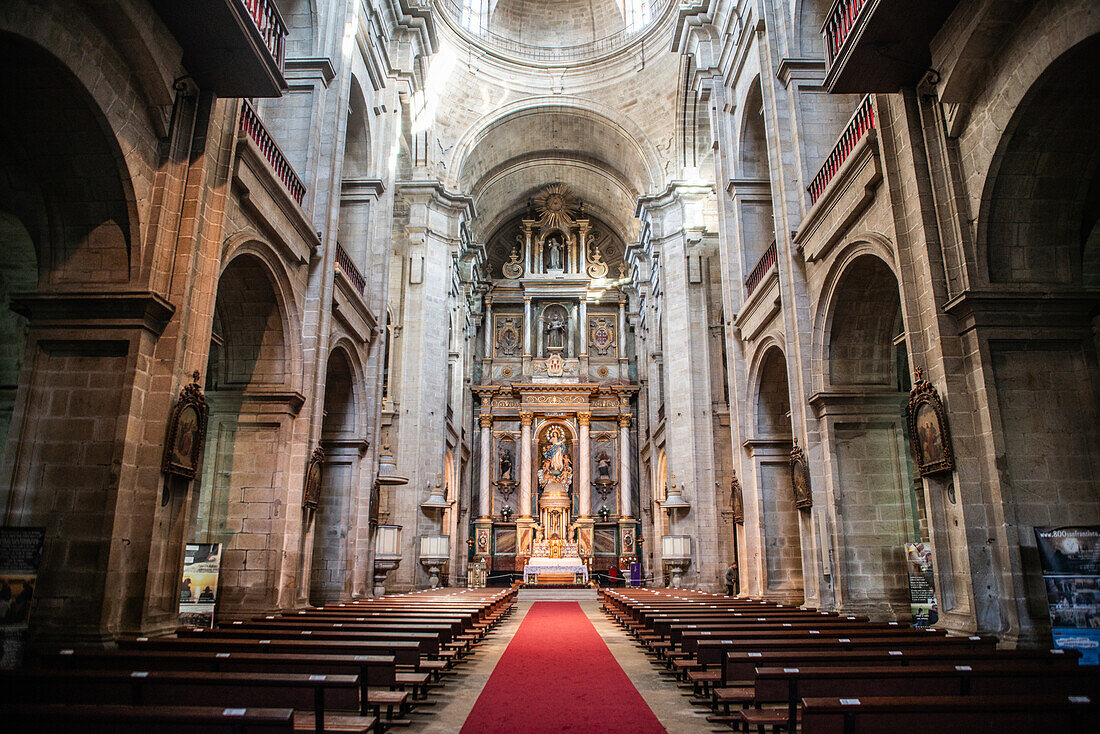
[{"left": 810, "top": 235, "right": 902, "bottom": 394}]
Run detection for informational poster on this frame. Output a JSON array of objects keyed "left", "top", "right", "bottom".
[
  {"left": 905, "top": 542, "right": 939, "bottom": 627},
  {"left": 0, "top": 527, "right": 45, "bottom": 669},
  {"left": 179, "top": 543, "right": 222, "bottom": 628},
  {"left": 1035, "top": 527, "right": 1100, "bottom": 665}
]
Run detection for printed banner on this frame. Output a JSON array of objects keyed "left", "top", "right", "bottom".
[
  {"left": 179, "top": 543, "right": 222, "bottom": 628},
  {"left": 905, "top": 542, "right": 939, "bottom": 627},
  {"left": 0, "top": 526, "right": 46, "bottom": 669},
  {"left": 1035, "top": 527, "right": 1100, "bottom": 665}
]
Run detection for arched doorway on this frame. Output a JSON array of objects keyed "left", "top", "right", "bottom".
[
  {"left": 823, "top": 253, "right": 919, "bottom": 616},
  {"left": 752, "top": 346, "right": 804, "bottom": 604},
  {"left": 193, "top": 252, "right": 291, "bottom": 612},
  {"left": 310, "top": 348, "right": 358, "bottom": 605}
]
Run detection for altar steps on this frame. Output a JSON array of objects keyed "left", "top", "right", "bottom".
[{"left": 518, "top": 588, "right": 598, "bottom": 602}]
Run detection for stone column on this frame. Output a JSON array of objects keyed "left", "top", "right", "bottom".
[
  {"left": 519, "top": 411, "right": 534, "bottom": 518},
  {"left": 578, "top": 298, "right": 588, "bottom": 375},
  {"left": 617, "top": 294, "right": 628, "bottom": 373},
  {"left": 618, "top": 413, "right": 632, "bottom": 517},
  {"left": 478, "top": 413, "right": 493, "bottom": 518},
  {"left": 576, "top": 411, "right": 594, "bottom": 562},
  {"left": 522, "top": 296, "right": 533, "bottom": 377},
  {"left": 577, "top": 412, "right": 592, "bottom": 516},
  {"left": 483, "top": 295, "right": 493, "bottom": 369}
]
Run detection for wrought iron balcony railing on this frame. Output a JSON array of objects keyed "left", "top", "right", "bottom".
[
  {"left": 239, "top": 101, "right": 306, "bottom": 207},
  {"left": 807, "top": 95, "right": 875, "bottom": 205},
  {"left": 823, "top": 0, "right": 868, "bottom": 66},
  {"left": 240, "top": 0, "right": 288, "bottom": 70},
  {"left": 335, "top": 242, "right": 367, "bottom": 295},
  {"left": 745, "top": 240, "right": 778, "bottom": 298}
]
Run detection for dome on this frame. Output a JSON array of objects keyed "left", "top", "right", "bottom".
[{"left": 436, "top": 0, "right": 666, "bottom": 61}]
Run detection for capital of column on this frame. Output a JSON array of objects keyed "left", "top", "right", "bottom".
[
  {"left": 519, "top": 411, "right": 534, "bottom": 426},
  {"left": 617, "top": 413, "right": 633, "bottom": 428},
  {"left": 577, "top": 412, "right": 591, "bottom": 427},
  {"left": 478, "top": 413, "right": 494, "bottom": 428}
]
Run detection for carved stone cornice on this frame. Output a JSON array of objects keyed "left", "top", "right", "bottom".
[{"left": 11, "top": 291, "right": 175, "bottom": 336}]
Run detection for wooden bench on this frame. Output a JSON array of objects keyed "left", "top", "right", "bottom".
[
  {"left": 801, "top": 695, "right": 1099, "bottom": 734},
  {"left": 0, "top": 668, "right": 374, "bottom": 734},
  {"left": 3, "top": 704, "right": 296, "bottom": 733},
  {"left": 742, "top": 662, "right": 1100, "bottom": 731}
]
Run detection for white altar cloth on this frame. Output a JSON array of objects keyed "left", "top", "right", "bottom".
[{"left": 524, "top": 556, "right": 588, "bottom": 583}]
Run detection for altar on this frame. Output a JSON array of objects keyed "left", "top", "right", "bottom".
[
  {"left": 524, "top": 555, "right": 588, "bottom": 584},
  {"left": 523, "top": 539, "right": 588, "bottom": 584}
]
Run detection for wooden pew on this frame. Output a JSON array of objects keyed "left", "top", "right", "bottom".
[
  {"left": 3, "top": 704, "right": 296, "bottom": 733},
  {"left": 800, "top": 695, "right": 1099, "bottom": 734},
  {"left": 0, "top": 668, "right": 371, "bottom": 734},
  {"left": 742, "top": 662, "right": 1100, "bottom": 731}
]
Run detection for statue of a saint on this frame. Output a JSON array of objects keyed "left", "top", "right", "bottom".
[
  {"left": 539, "top": 425, "right": 573, "bottom": 489},
  {"left": 595, "top": 452, "right": 612, "bottom": 480},
  {"left": 546, "top": 235, "right": 563, "bottom": 270},
  {"left": 499, "top": 447, "right": 513, "bottom": 481},
  {"left": 545, "top": 311, "right": 566, "bottom": 354}
]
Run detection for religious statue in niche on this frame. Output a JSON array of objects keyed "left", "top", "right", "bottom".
[
  {"left": 538, "top": 425, "right": 573, "bottom": 491},
  {"left": 595, "top": 452, "right": 613, "bottom": 480},
  {"left": 498, "top": 447, "right": 513, "bottom": 481},
  {"left": 730, "top": 471, "right": 744, "bottom": 524},
  {"left": 790, "top": 438, "right": 812, "bottom": 510},
  {"left": 545, "top": 233, "right": 564, "bottom": 271},
  {"left": 543, "top": 304, "right": 568, "bottom": 355},
  {"left": 593, "top": 449, "right": 616, "bottom": 500}
]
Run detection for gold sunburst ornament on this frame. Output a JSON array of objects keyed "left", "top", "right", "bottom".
[{"left": 533, "top": 183, "right": 578, "bottom": 229}]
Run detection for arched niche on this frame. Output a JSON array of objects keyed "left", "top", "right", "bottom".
[
  {"left": 826, "top": 254, "right": 903, "bottom": 388},
  {"left": 0, "top": 32, "right": 134, "bottom": 288},
  {"left": 309, "top": 347, "right": 360, "bottom": 606},
  {"left": 981, "top": 36, "right": 1100, "bottom": 287},
  {"left": 754, "top": 346, "right": 792, "bottom": 438}
]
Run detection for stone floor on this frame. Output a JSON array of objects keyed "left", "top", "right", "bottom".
[{"left": 405, "top": 593, "right": 722, "bottom": 733}]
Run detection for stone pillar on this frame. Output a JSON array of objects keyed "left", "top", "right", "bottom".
[
  {"left": 578, "top": 298, "right": 588, "bottom": 375},
  {"left": 478, "top": 413, "right": 493, "bottom": 518},
  {"left": 618, "top": 413, "right": 632, "bottom": 517},
  {"left": 519, "top": 411, "right": 534, "bottom": 518},
  {"left": 483, "top": 295, "right": 493, "bottom": 370},
  {"left": 617, "top": 294, "right": 628, "bottom": 373},
  {"left": 522, "top": 296, "right": 533, "bottom": 377},
  {"left": 577, "top": 412, "right": 591, "bottom": 516}
]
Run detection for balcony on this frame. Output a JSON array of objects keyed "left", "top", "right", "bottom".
[
  {"left": 150, "top": 0, "right": 288, "bottom": 97},
  {"left": 808, "top": 95, "right": 874, "bottom": 205},
  {"left": 745, "top": 240, "right": 778, "bottom": 299},
  {"left": 822, "top": 0, "right": 959, "bottom": 93},
  {"left": 239, "top": 101, "right": 305, "bottom": 207},
  {"left": 334, "top": 242, "right": 366, "bottom": 296}
]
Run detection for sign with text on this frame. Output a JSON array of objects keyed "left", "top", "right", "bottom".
[
  {"left": 0, "top": 527, "right": 45, "bottom": 669},
  {"left": 1035, "top": 527, "right": 1100, "bottom": 665},
  {"left": 905, "top": 542, "right": 938, "bottom": 628},
  {"left": 179, "top": 543, "right": 222, "bottom": 628}
]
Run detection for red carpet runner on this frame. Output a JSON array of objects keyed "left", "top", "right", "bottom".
[{"left": 460, "top": 601, "right": 666, "bottom": 733}]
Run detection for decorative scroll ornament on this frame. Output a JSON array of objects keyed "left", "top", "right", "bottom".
[
  {"left": 589, "top": 316, "right": 615, "bottom": 356},
  {"left": 533, "top": 183, "right": 578, "bottom": 229},
  {"left": 502, "top": 242, "right": 523, "bottom": 279},
  {"left": 731, "top": 471, "right": 744, "bottom": 524},
  {"left": 907, "top": 367, "right": 955, "bottom": 477},
  {"left": 586, "top": 237, "right": 609, "bottom": 279},
  {"left": 495, "top": 316, "right": 521, "bottom": 357},
  {"left": 303, "top": 446, "right": 325, "bottom": 509},
  {"left": 790, "top": 438, "right": 812, "bottom": 511},
  {"left": 162, "top": 371, "right": 209, "bottom": 480}
]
